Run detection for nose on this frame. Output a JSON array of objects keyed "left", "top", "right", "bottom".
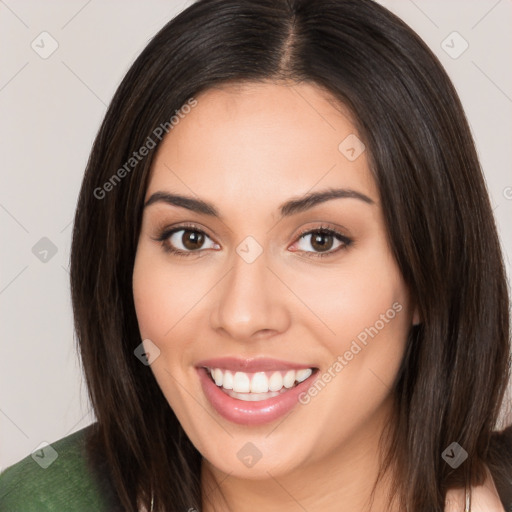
[{"left": 209, "top": 244, "right": 291, "bottom": 342}]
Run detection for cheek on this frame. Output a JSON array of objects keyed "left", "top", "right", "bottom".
[
  {"left": 288, "top": 246, "right": 410, "bottom": 416},
  {"left": 289, "top": 245, "right": 409, "bottom": 348},
  {"left": 132, "top": 245, "right": 184, "bottom": 361},
  {"left": 132, "top": 257, "right": 169, "bottom": 341},
  {"left": 132, "top": 246, "right": 204, "bottom": 342},
  {"left": 132, "top": 248, "right": 192, "bottom": 407}
]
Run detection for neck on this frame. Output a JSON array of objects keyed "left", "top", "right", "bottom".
[{"left": 200, "top": 398, "right": 400, "bottom": 512}]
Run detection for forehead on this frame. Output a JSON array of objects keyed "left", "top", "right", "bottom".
[{"left": 146, "top": 81, "right": 378, "bottom": 210}]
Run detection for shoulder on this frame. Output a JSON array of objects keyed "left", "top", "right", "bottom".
[
  {"left": 0, "top": 424, "right": 117, "bottom": 512},
  {"left": 445, "top": 464, "right": 510, "bottom": 512}
]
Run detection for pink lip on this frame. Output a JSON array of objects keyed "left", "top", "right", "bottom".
[
  {"left": 195, "top": 357, "right": 315, "bottom": 372},
  {"left": 196, "top": 366, "right": 319, "bottom": 426}
]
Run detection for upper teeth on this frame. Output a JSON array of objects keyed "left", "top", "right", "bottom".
[{"left": 207, "top": 367, "right": 313, "bottom": 393}]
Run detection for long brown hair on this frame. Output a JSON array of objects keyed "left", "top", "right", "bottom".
[{"left": 69, "top": 0, "right": 511, "bottom": 510}]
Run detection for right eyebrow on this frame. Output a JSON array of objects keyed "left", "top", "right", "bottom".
[{"left": 143, "top": 187, "right": 375, "bottom": 220}]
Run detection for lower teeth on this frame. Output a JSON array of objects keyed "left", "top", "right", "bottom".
[{"left": 220, "top": 387, "right": 289, "bottom": 401}]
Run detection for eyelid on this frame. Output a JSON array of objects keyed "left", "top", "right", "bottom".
[
  {"left": 152, "top": 222, "right": 218, "bottom": 257},
  {"left": 293, "top": 223, "right": 351, "bottom": 241},
  {"left": 289, "top": 224, "right": 352, "bottom": 258},
  {"left": 153, "top": 222, "right": 352, "bottom": 258}
]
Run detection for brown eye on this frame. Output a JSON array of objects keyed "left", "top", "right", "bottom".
[
  {"left": 180, "top": 230, "right": 205, "bottom": 250},
  {"left": 156, "top": 225, "right": 219, "bottom": 257},
  {"left": 167, "top": 228, "right": 214, "bottom": 252},
  {"left": 309, "top": 232, "right": 335, "bottom": 252},
  {"left": 293, "top": 227, "right": 352, "bottom": 258}
]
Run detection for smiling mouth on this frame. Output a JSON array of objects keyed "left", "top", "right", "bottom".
[{"left": 204, "top": 366, "right": 318, "bottom": 402}]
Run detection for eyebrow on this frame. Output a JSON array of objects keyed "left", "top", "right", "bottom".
[{"left": 143, "top": 187, "right": 374, "bottom": 219}]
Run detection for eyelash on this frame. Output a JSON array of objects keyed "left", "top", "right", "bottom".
[{"left": 154, "top": 222, "right": 353, "bottom": 259}]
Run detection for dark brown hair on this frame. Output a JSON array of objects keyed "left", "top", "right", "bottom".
[{"left": 70, "top": 0, "right": 511, "bottom": 510}]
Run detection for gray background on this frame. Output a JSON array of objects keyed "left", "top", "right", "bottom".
[{"left": 1, "top": 0, "right": 511, "bottom": 470}]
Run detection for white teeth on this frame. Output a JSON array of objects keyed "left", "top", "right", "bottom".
[
  {"left": 213, "top": 368, "right": 223, "bottom": 386},
  {"left": 223, "top": 389, "right": 285, "bottom": 401},
  {"left": 250, "top": 372, "right": 269, "bottom": 393},
  {"left": 283, "top": 370, "right": 296, "bottom": 388},
  {"left": 296, "top": 368, "right": 313, "bottom": 383},
  {"left": 206, "top": 367, "right": 315, "bottom": 395},
  {"left": 268, "top": 371, "right": 284, "bottom": 392},
  {"left": 222, "top": 370, "right": 234, "bottom": 390},
  {"left": 232, "top": 372, "right": 251, "bottom": 393}
]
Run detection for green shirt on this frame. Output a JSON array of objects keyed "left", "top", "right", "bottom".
[
  {"left": 2, "top": 425, "right": 511, "bottom": 511},
  {"left": 0, "top": 425, "right": 117, "bottom": 511}
]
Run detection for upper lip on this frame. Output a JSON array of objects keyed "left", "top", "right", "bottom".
[{"left": 196, "top": 357, "right": 316, "bottom": 373}]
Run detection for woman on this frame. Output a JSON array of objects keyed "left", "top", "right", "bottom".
[{"left": 1, "top": 0, "right": 510, "bottom": 510}]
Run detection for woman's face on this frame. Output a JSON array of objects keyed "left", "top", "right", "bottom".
[{"left": 132, "top": 81, "right": 418, "bottom": 482}]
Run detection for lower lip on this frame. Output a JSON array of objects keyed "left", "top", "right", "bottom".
[{"left": 197, "top": 367, "right": 317, "bottom": 426}]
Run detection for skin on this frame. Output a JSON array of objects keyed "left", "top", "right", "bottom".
[
  {"left": 445, "top": 466, "right": 506, "bottom": 512},
  {"left": 132, "top": 81, "right": 503, "bottom": 511}
]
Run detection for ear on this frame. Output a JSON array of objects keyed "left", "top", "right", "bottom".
[{"left": 412, "top": 306, "right": 421, "bottom": 326}]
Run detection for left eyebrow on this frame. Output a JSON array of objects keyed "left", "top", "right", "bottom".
[
  {"left": 143, "top": 187, "right": 375, "bottom": 220},
  {"left": 279, "top": 188, "right": 374, "bottom": 216}
]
